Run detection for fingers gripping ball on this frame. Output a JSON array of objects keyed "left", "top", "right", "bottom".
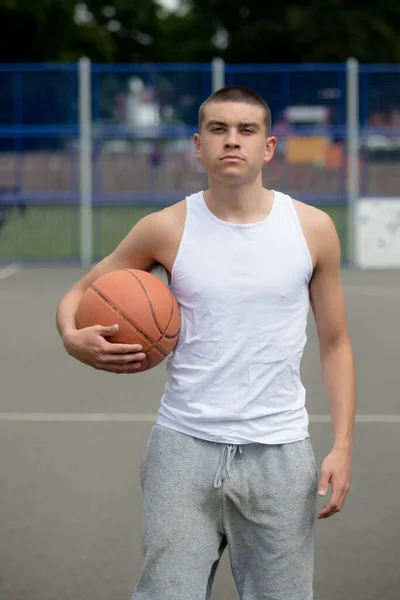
[{"left": 76, "top": 269, "right": 181, "bottom": 372}]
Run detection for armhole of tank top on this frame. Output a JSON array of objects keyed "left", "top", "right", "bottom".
[
  {"left": 169, "top": 196, "right": 190, "bottom": 289},
  {"left": 286, "top": 196, "right": 314, "bottom": 279}
]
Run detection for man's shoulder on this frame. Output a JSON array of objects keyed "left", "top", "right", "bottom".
[
  {"left": 158, "top": 199, "right": 187, "bottom": 225},
  {"left": 139, "top": 199, "right": 187, "bottom": 234},
  {"left": 291, "top": 199, "right": 340, "bottom": 266},
  {"left": 292, "top": 199, "right": 336, "bottom": 237}
]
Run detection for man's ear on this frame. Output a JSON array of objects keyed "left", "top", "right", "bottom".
[{"left": 194, "top": 133, "right": 202, "bottom": 159}]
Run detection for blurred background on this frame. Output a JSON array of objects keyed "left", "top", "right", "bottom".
[
  {"left": 1, "top": 0, "right": 400, "bottom": 267},
  {"left": 2, "top": 4, "right": 400, "bottom": 600}
]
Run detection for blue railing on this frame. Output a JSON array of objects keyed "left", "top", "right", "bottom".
[{"left": 1, "top": 61, "right": 400, "bottom": 263}]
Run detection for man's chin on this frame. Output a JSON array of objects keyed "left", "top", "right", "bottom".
[{"left": 211, "top": 171, "right": 251, "bottom": 185}]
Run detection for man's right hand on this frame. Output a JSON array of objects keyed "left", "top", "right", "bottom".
[{"left": 62, "top": 324, "right": 146, "bottom": 374}]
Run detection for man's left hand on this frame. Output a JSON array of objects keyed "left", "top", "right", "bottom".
[{"left": 316, "top": 448, "right": 352, "bottom": 519}]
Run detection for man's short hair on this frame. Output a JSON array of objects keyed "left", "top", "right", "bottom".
[{"left": 198, "top": 86, "right": 271, "bottom": 134}]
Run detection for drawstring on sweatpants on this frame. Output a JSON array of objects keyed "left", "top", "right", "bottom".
[{"left": 214, "top": 444, "right": 243, "bottom": 489}]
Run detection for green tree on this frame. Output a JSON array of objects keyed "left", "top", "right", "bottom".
[
  {"left": 1, "top": 0, "right": 400, "bottom": 63},
  {"left": 0, "top": 0, "right": 160, "bottom": 62},
  {"left": 184, "top": 0, "right": 400, "bottom": 63}
]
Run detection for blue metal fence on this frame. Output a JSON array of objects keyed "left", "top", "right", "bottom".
[
  {"left": 1, "top": 61, "right": 400, "bottom": 263},
  {"left": 359, "top": 65, "right": 400, "bottom": 198}
]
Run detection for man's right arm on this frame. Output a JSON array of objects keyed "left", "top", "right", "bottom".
[{"left": 56, "top": 211, "right": 165, "bottom": 373}]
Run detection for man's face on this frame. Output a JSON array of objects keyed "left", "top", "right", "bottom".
[{"left": 194, "top": 101, "right": 276, "bottom": 183}]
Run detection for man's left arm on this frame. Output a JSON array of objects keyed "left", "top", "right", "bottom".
[{"left": 309, "top": 212, "right": 356, "bottom": 520}]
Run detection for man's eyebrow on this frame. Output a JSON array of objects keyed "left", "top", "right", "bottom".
[
  {"left": 240, "top": 122, "right": 260, "bottom": 129},
  {"left": 205, "top": 120, "right": 260, "bottom": 129},
  {"left": 206, "top": 120, "right": 226, "bottom": 127}
]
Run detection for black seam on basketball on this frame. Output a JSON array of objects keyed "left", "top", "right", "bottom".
[
  {"left": 136, "top": 304, "right": 179, "bottom": 355},
  {"left": 123, "top": 270, "right": 180, "bottom": 341},
  {"left": 164, "top": 288, "right": 180, "bottom": 338},
  {"left": 91, "top": 285, "right": 168, "bottom": 357},
  {"left": 123, "top": 270, "right": 165, "bottom": 335},
  {"left": 138, "top": 336, "right": 168, "bottom": 359},
  {"left": 145, "top": 300, "right": 180, "bottom": 356},
  {"left": 162, "top": 288, "right": 174, "bottom": 337}
]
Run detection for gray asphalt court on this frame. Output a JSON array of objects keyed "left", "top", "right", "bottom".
[{"left": 1, "top": 266, "right": 399, "bottom": 600}]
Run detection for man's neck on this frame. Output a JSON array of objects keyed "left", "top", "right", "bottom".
[{"left": 203, "top": 179, "right": 274, "bottom": 224}]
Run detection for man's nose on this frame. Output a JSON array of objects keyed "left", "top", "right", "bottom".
[{"left": 224, "top": 129, "right": 240, "bottom": 148}]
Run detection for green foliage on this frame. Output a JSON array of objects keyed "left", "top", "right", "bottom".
[{"left": 1, "top": 0, "right": 400, "bottom": 63}]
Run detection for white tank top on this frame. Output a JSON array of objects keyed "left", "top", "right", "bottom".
[{"left": 156, "top": 190, "right": 314, "bottom": 445}]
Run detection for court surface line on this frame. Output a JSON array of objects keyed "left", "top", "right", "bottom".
[
  {"left": 0, "top": 263, "right": 21, "bottom": 280},
  {"left": 344, "top": 286, "right": 400, "bottom": 297},
  {"left": 0, "top": 413, "right": 400, "bottom": 423}
]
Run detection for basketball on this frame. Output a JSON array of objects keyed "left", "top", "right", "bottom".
[{"left": 75, "top": 269, "right": 181, "bottom": 372}]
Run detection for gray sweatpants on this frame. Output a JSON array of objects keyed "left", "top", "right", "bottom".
[{"left": 131, "top": 424, "right": 318, "bottom": 600}]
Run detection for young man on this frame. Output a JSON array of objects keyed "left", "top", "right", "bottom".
[{"left": 56, "top": 86, "right": 356, "bottom": 600}]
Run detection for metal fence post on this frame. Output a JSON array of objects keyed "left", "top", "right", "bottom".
[
  {"left": 78, "top": 56, "right": 93, "bottom": 266},
  {"left": 211, "top": 57, "right": 225, "bottom": 93},
  {"left": 346, "top": 57, "right": 360, "bottom": 267}
]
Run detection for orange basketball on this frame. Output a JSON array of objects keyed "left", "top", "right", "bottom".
[{"left": 75, "top": 269, "right": 180, "bottom": 372}]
